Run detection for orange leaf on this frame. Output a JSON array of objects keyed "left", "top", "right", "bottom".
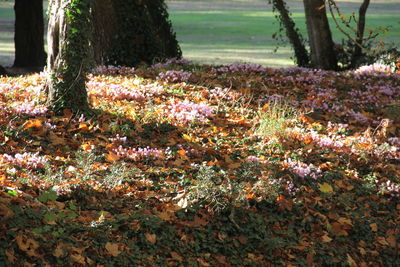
[
  {"left": 105, "top": 152, "right": 120, "bottom": 162},
  {"left": 23, "top": 119, "right": 42, "bottom": 130},
  {"left": 369, "top": 223, "right": 378, "bottom": 232},
  {"left": 177, "top": 149, "right": 186, "bottom": 157}
]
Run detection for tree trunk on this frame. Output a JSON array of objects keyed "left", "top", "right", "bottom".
[
  {"left": 92, "top": 0, "right": 181, "bottom": 67},
  {"left": 350, "top": 0, "right": 370, "bottom": 68},
  {"left": 0, "top": 65, "right": 8, "bottom": 76},
  {"left": 13, "top": 0, "right": 46, "bottom": 69},
  {"left": 303, "top": 0, "right": 338, "bottom": 70},
  {"left": 91, "top": 0, "right": 118, "bottom": 65},
  {"left": 45, "top": 0, "right": 90, "bottom": 114},
  {"left": 146, "top": 0, "right": 182, "bottom": 59},
  {"left": 271, "top": 0, "right": 309, "bottom": 67}
]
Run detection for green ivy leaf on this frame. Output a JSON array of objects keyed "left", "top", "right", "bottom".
[{"left": 38, "top": 191, "right": 58, "bottom": 203}]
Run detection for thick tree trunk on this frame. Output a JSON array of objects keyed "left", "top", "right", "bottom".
[
  {"left": 45, "top": 0, "right": 90, "bottom": 114},
  {"left": 303, "top": 0, "right": 338, "bottom": 70},
  {"left": 272, "top": 0, "right": 309, "bottom": 67},
  {"left": 146, "top": 0, "right": 182, "bottom": 59},
  {"left": 91, "top": 0, "right": 118, "bottom": 65},
  {"left": 13, "top": 0, "right": 46, "bottom": 69}
]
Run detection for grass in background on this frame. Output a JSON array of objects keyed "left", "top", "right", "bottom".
[
  {"left": 0, "top": 0, "right": 399, "bottom": 67},
  {"left": 167, "top": 0, "right": 400, "bottom": 67}
]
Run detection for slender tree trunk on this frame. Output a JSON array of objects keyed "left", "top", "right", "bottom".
[
  {"left": 303, "top": 0, "right": 338, "bottom": 70},
  {"left": 45, "top": 0, "right": 90, "bottom": 114},
  {"left": 271, "top": 0, "right": 309, "bottom": 67},
  {"left": 350, "top": 0, "right": 370, "bottom": 68},
  {"left": 13, "top": 0, "right": 46, "bottom": 69}
]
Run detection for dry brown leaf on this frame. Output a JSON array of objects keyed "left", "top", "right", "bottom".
[
  {"left": 145, "top": 233, "right": 157, "bottom": 244},
  {"left": 105, "top": 242, "right": 121, "bottom": 257},
  {"left": 170, "top": 251, "right": 183, "bottom": 262},
  {"left": 15, "top": 234, "right": 39, "bottom": 257},
  {"left": 347, "top": 254, "right": 357, "bottom": 267},
  {"left": 321, "top": 234, "right": 333, "bottom": 243},
  {"left": 377, "top": 236, "right": 388, "bottom": 246}
]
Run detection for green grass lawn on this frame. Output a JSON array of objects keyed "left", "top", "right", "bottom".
[
  {"left": 0, "top": 0, "right": 399, "bottom": 67},
  {"left": 167, "top": 0, "right": 400, "bottom": 67}
]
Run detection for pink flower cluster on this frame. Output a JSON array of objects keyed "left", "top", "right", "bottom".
[
  {"left": 92, "top": 65, "right": 135, "bottom": 75},
  {"left": 379, "top": 180, "right": 400, "bottom": 198},
  {"left": 158, "top": 70, "right": 192, "bottom": 83},
  {"left": 12, "top": 102, "right": 48, "bottom": 116},
  {"left": 166, "top": 100, "right": 214, "bottom": 124},
  {"left": 354, "top": 63, "right": 394, "bottom": 75},
  {"left": 285, "top": 158, "right": 322, "bottom": 179},
  {"left": 1, "top": 152, "right": 48, "bottom": 169},
  {"left": 87, "top": 81, "right": 164, "bottom": 101},
  {"left": 112, "top": 146, "right": 169, "bottom": 161},
  {"left": 246, "top": 156, "right": 268, "bottom": 164},
  {"left": 207, "top": 87, "right": 240, "bottom": 102},
  {"left": 214, "top": 63, "right": 270, "bottom": 73},
  {"left": 291, "top": 127, "right": 345, "bottom": 150},
  {"left": 149, "top": 58, "right": 191, "bottom": 69},
  {"left": 109, "top": 135, "right": 128, "bottom": 144}
]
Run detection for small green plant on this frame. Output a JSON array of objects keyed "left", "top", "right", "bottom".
[
  {"left": 253, "top": 99, "right": 299, "bottom": 140},
  {"left": 101, "top": 163, "right": 140, "bottom": 189},
  {"left": 187, "top": 164, "right": 244, "bottom": 213}
]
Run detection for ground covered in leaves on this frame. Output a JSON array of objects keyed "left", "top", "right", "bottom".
[{"left": 1, "top": 60, "right": 400, "bottom": 266}]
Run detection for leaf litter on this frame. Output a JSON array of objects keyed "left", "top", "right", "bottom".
[{"left": 0, "top": 61, "right": 399, "bottom": 266}]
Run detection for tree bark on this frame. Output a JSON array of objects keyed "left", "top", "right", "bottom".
[
  {"left": 45, "top": 0, "right": 90, "bottom": 114},
  {"left": 350, "top": 0, "right": 370, "bottom": 68},
  {"left": 0, "top": 65, "right": 8, "bottom": 76},
  {"left": 91, "top": 0, "right": 118, "bottom": 65},
  {"left": 303, "top": 0, "right": 338, "bottom": 70},
  {"left": 13, "top": 0, "right": 46, "bottom": 69},
  {"left": 272, "top": 0, "right": 309, "bottom": 67}
]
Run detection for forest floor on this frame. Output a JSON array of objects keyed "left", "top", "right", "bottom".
[
  {"left": 0, "top": 60, "right": 400, "bottom": 266},
  {"left": 1, "top": 0, "right": 400, "bottom": 67}
]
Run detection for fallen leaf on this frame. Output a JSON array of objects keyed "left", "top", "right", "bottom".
[
  {"left": 5, "top": 249, "right": 15, "bottom": 263},
  {"left": 377, "top": 236, "right": 388, "bottom": 246},
  {"left": 321, "top": 234, "right": 333, "bottom": 243},
  {"left": 145, "top": 233, "right": 157, "bottom": 244},
  {"left": 387, "top": 234, "right": 396, "bottom": 247},
  {"left": 53, "top": 244, "right": 65, "bottom": 258},
  {"left": 23, "top": 119, "right": 42, "bottom": 130},
  {"left": 338, "top": 217, "right": 352, "bottom": 226},
  {"left": 319, "top": 183, "right": 334, "bottom": 193},
  {"left": 370, "top": 223, "right": 378, "bottom": 232},
  {"left": 170, "top": 251, "right": 183, "bottom": 261},
  {"left": 105, "top": 152, "right": 120, "bottom": 162},
  {"left": 0, "top": 203, "right": 14, "bottom": 219},
  {"left": 105, "top": 242, "right": 121, "bottom": 257},
  {"left": 347, "top": 254, "right": 357, "bottom": 267},
  {"left": 15, "top": 235, "right": 39, "bottom": 257}
]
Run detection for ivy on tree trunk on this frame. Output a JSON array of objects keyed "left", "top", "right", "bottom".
[{"left": 45, "top": 0, "right": 91, "bottom": 114}]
